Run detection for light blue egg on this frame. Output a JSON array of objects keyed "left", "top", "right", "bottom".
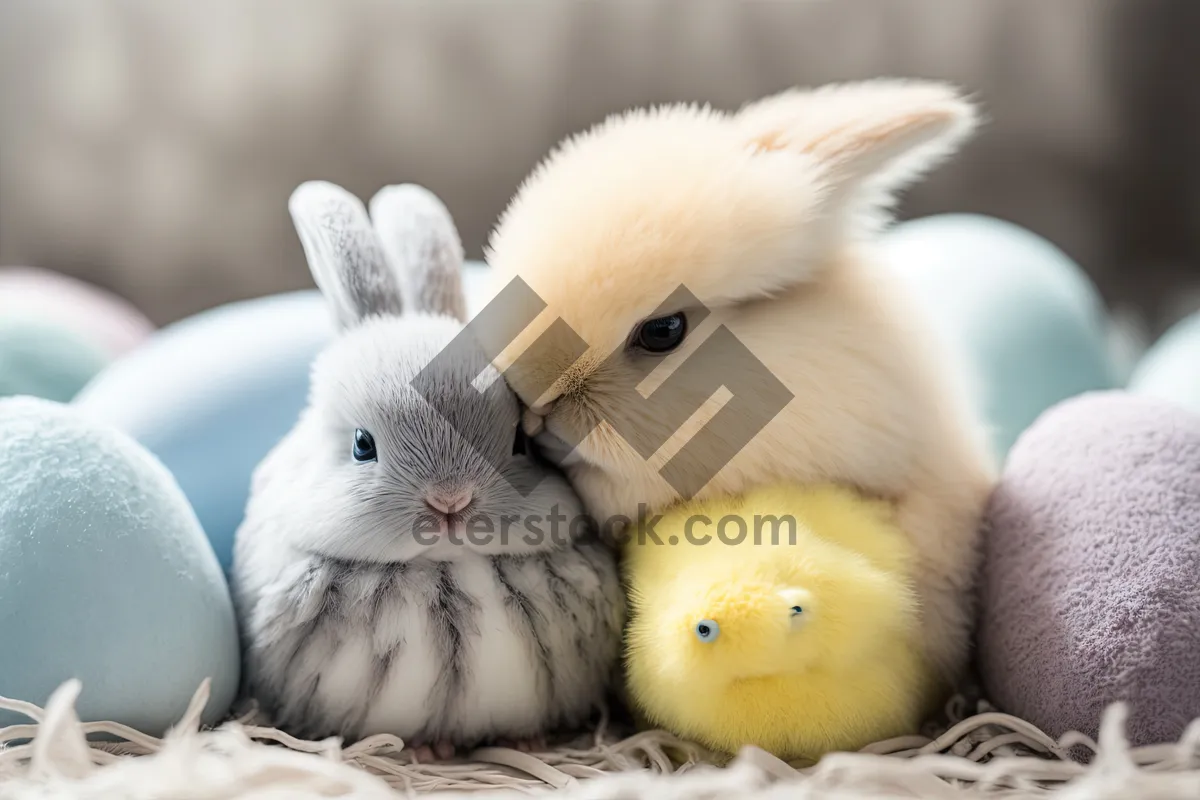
[
  {"left": 72, "top": 291, "right": 335, "bottom": 573},
  {"left": 72, "top": 264, "right": 494, "bottom": 572},
  {"left": 879, "top": 214, "right": 1120, "bottom": 461},
  {"left": 0, "top": 396, "right": 239, "bottom": 733},
  {"left": 1129, "top": 312, "right": 1200, "bottom": 415}
]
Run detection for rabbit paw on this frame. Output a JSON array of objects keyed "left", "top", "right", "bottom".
[
  {"left": 495, "top": 736, "right": 546, "bottom": 754},
  {"left": 406, "top": 741, "right": 456, "bottom": 763}
]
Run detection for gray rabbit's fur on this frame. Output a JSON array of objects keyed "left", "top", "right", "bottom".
[{"left": 231, "top": 181, "right": 623, "bottom": 745}]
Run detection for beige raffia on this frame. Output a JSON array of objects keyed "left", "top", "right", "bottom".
[{"left": 1, "top": 680, "right": 1199, "bottom": 798}]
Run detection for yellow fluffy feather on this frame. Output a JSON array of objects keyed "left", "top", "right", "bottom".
[{"left": 623, "top": 483, "right": 933, "bottom": 762}]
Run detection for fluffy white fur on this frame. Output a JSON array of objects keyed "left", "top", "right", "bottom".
[
  {"left": 232, "top": 181, "right": 623, "bottom": 747},
  {"left": 484, "top": 80, "right": 997, "bottom": 692}
]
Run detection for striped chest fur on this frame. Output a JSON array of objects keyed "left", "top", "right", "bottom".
[{"left": 240, "top": 541, "right": 623, "bottom": 743}]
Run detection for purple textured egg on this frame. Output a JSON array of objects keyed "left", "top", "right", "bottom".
[
  {"left": 978, "top": 391, "right": 1200, "bottom": 746},
  {"left": 0, "top": 267, "right": 154, "bottom": 357}
]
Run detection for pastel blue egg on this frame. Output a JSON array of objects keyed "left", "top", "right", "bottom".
[
  {"left": 0, "top": 317, "right": 111, "bottom": 402},
  {"left": 1129, "top": 311, "right": 1200, "bottom": 415},
  {"left": 72, "top": 291, "right": 335, "bottom": 573},
  {"left": 0, "top": 396, "right": 239, "bottom": 733},
  {"left": 879, "top": 214, "right": 1120, "bottom": 461},
  {"left": 72, "top": 264, "right": 493, "bottom": 572}
]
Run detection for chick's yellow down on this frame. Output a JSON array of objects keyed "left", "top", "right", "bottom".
[{"left": 624, "top": 484, "right": 933, "bottom": 762}]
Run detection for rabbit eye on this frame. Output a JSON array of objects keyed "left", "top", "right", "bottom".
[
  {"left": 352, "top": 428, "right": 377, "bottom": 463},
  {"left": 512, "top": 424, "right": 528, "bottom": 456},
  {"left": 693, "top": 619, "right": 719, "bottom": 643},
  {"left": 633, "top": 312, "right": 687, "bottom": 354},
  {"left": 790, "top": 606, "right": 803, "bottom": 616}
]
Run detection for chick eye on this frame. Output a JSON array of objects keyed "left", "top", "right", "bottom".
[
  {"left": 633, "top": 312, "right": 687, "bottom": 354},
  {"left": 512, "top": 424, "right": 528, "bottom": 456},
  {"left": 352, "top": 428, "right": 377, "bottom": 463},
  {"left": 694, "top": 619, "right": 719, "bottom": 643},
  {"left": 790, "top": 606, "right": 804, "bottom": 616}
]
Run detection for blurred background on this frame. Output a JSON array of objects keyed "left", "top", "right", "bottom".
[{"left": 1, "top": 0, "right": 1198, "bottom": 333}]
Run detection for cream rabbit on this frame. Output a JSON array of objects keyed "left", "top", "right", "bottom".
[{"left": 481, "top": 80, "right": 997, "bottom": 697}]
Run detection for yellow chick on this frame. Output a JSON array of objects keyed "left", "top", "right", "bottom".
[{"left": 623, "top": 483, "right": 931, "bottom": 762}]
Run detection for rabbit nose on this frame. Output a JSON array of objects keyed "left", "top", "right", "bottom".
[{"left": 425, "top": 489, "right": 473, "bottom": 516}]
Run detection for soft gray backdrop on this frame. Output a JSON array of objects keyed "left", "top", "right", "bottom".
[{"left": 1, "top": 0, "right": 1198, "bottom": 332}]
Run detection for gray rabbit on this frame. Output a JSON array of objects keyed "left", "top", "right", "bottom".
[{"left": 231, "top": 181, "right": 624, "bottom": 755}]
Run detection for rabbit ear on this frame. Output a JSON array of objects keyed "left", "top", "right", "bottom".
[
  {"left": 369, "top": 184, "right": 467, "bottom": 323},
  {"left": 736, "top": 80, "right": 978, "bottom": 229},
  {"left": 289, "top": 180, "right": 402, "bottom": 330}
]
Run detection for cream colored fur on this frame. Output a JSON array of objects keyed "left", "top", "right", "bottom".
[{"left": 483, "top": 80, "right": 997, "bottom": 691}]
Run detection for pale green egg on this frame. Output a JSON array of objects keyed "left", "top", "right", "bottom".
[
  {"left": 1129, "top": 311, "right": 1200, "bottom": 415},
  {"left": 879, "top": 214, "right": 1120, "bottom": 461},
  {"left": 0, "top": 318, "right": 111, "bottom": 402}
]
